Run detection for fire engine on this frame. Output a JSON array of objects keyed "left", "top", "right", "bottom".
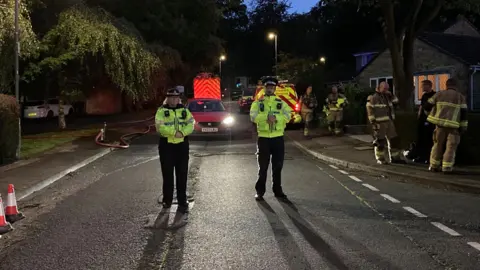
[{"left": 193, "top": 73, "right": 221, "bottom": 100}]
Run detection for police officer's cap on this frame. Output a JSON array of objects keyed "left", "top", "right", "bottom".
[
  {"left": 166, "top": 88, "right": 180, "bottom": 97},
  {"left": 262, "top": 77, "right": 278, "bottom": 86}
]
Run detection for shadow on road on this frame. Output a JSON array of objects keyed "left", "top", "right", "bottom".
[
  {"left": 257, "top": 200, "right": 313, "bottom": 269},
  {"left": 279, "top": 199, "right": 402, "bottom": 270},
  {"left": 137, "top": 209, "right": 187, "bottom": 270},
  {"left": 276, "top": 199, "right": 349, "bottom": 270}
]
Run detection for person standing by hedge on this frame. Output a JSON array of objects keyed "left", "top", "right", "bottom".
[
  {"left": 366, "top": 81, "right": 406, "bottom": 165},
  {"left": 325, "top": 85, "right": 347, "bottom": 135},
  {"left": 299, "top": 85, "right": 318, "bottom": 137},
  {"left": 414, "top": 80, "right": 436, "bottom": 164},
  {"left": 423, "top": 78, "right": 468, "bottom": 173}
]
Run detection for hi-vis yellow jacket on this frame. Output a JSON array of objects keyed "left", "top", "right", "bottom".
[
  {"left": 366, "top": 91, "right": 398, "bottom": 123},
  {"left": 250, "top": 95, "right": 291, "bottom": 138},
  {"left": 326, "top": 93, "right": 348, "bottom": 111},
  {"left": 425, "top": 88, "right": 468, "bottom": 129},
  {"left": 155, "top": 104, "right": 195, "bottom": 144}
]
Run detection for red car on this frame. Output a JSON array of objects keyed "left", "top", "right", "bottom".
[{"left": 186, "top": 98, "right": 236, "bottom": 136}]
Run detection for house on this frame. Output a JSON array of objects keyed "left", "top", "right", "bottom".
[{"left": 353, "top": 16, "right": 480, "bottom": 110}]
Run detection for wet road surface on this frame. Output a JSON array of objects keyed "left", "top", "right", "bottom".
[{"left": 1, "top": 113, "right": 479, "bottom": 269}]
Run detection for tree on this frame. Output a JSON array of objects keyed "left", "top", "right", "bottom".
[
  {"left": 276, "top": 52, "right": 318, "bottom": 83},
  {"left": 323, "top": 0, "right": 480, "bottom": 109},
  {"left": 0, "top": 0, "right": 39, "bottom": 93},
  {"left": 23, "top": 5, "right": 160, "bottom": 128}
]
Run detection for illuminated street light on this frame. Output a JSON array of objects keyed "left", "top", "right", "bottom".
[
  {"left": 320, "top": 57, "right": 326, "bottom": 63},
  {"left": 267, "top": 32, "right": 278, "bottom": 75},
  {"left": 219, "top": 55, "right": 226, "bottom": 78}
]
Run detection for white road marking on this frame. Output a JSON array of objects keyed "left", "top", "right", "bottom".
[
  {"left": 362, "top": 183, "right": 379, "bottom": 191},
  {"left": 349, "top": 175, "right": 362, "bottom": 182},
  {"left": 338, "top": 170, "right": 349, "bottom": 175},
  {"left": 380, "top": 194, "right": 400, "bottom": 203},
  {"left": 431, "top": 222, "right": 461, "bottom": 236},
  {"left": 467, "top": 242, "right": 480, "bottom": 251},
  {"left": 403, "top": 206, "right": 427, "bottom": 218},
  {"left": 329, "top": 165, "right": 339, "bottom": 169}
]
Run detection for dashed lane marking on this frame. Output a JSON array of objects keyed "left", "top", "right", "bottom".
[
  {"left": 431, "top": 222, "right": 461, "bottom": 236},
  {"left": 380, "top": 194, "right": 400, "bottom": 203},
  {"left": 467, "top": 242, "right": 480, "bottom": 251},
  {"left": 362, "top": 183, "right": 379, "bottom": 191},
  {"left": 403, "top": 206, "right": 428, "bottom": 218},
  {"left": 329, "top": 165, "right": 339, "bottom": 169},
  {"left": 338, "top": 170, "right": 349, "bottom": 175},
  {"left": 348, "top": 175, "right": 362, "bottom": 182}
]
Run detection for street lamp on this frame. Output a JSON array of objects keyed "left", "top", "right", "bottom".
[
  {"left": 320, "top": 57, "right": 326, "bottom": 63},
  {"left": 1, "top": 1, "right": 21, "bottom": 158},
  {"left": 267, "top": 32, "right": 278, "bottom": 75},
  {"left": 219, "top": 55, "right": 226, "bottom": 77}
]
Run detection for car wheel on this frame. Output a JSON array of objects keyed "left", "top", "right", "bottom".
[{"left": 47, "top": 110, "right": 54, "bottom": 118}]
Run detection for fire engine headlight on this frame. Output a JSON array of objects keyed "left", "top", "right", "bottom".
[{"left": 222, "top": 116, "right": 234, "bottom": 125}]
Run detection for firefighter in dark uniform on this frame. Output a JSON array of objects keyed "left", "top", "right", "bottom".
[
  {"left": 250, "top": 77, "right": 292, "bottom": 201},
  {"left": 155, "top": 88, "right": 195, "bottom": 213},
  {"left": 414, "top": 80, "right": 436, "bottom": 163}
]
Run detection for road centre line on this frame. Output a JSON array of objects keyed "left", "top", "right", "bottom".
[
  {"left": 431, "top": 222, "right": 461, "bottom": 236},
  {"left": 403, "top": 206, "right": 427, "bottom": 218},
  {"left": 467, "top": 242, "right": 480, "bottom": 251},
  {"left": 348, "top": 175, "right": 362, "bottom": 182},
  {"left": 362, "top": 183, "right": 379, "bottom": 191},
  {"left": 329, "top": 165, "right": 339, "bottom": 169},
  {"left": 380, "top": 194, "right": 400, "bottom": 203},
  {"left": 338, "top": 170, "right": 349, "bottom": 175}
]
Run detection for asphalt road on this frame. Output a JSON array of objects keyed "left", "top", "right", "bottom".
[{"left": 1, "top": 110, "right": 480, "bottom": 269}]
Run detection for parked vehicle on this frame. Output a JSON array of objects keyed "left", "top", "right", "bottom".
[{"left": 23, "top": 99, "right": 74, "bottom": 119}]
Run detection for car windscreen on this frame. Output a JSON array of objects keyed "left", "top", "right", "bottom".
[
  {"left": 242, "top": 89, "right": 255, "bottom": 96},
  {"left": 25, "top": 101, "right": 45, "bottom": 106},
  {"left": 188, "top": 100, "right": 225, "bottom": 112}
]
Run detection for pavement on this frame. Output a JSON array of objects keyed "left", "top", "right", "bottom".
[
  {"left": 0, "top": 108, "right": 479, "bottom": 269},
  {"left": 286, "top": 130, "right": 480, "bottom": 195}
]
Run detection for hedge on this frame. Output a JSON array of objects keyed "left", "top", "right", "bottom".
[{"left": 0, "top": 94, "right": 20, "bottom": 165}]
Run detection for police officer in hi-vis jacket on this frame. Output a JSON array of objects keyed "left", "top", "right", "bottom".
[
  {"left": 250, "top": 77, "right": 291, "bottom": 201},
  {"left": 155, "top": 88, "right": 195, "bottom": 213}
]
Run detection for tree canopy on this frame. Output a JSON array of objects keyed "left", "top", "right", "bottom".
[{"left": 1, "top": 0, "right": 480, "bottom": 106}]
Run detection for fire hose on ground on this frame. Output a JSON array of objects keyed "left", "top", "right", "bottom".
[{"left": 95, "top": 116, "right": 156, "bottom": 149}]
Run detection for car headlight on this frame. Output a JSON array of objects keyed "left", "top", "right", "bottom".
[{"left": 222, "top": 116, "right": 234, "bottom": 125}]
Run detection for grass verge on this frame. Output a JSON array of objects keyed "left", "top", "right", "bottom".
[{"left": 21, "top": 128, "right": 99, "bottom": 159}]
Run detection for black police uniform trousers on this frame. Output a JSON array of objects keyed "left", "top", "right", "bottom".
[
  {"left": 158, "top": 137, "right": 189, "bottom": 205},
  {"left": 416, "top": 115, "right": 435, "bottom": 161},
  {"left": 255, "top": 136, "right": 285, "bottom": 195}
]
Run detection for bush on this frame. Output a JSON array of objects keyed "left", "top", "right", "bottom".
[
  {"left": 342, "top": 83, "right": 371, "bottom": 125},
  {"left": 0, "top": 94, "right": 20, "bottom": 165},
  {"left": 395, "top": 111, "right": 480, "bottom": 165}
]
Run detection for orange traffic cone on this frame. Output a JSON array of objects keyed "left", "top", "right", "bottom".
[
  {"left": 6, "top": 184, "right": 25, "bottom": 223},
  {"left": 0, "top": 195, "right": 13, "bottom": 234}
]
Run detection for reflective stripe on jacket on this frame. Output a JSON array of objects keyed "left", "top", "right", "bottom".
[
  {"left": 366, "top": 91, "right": 398, "bottom": 123},
  {"left": 325, "top": 93, "right": 347, "bottom": 111},
  {"left": 250, "top": 95, "right": 291, "bottom": 138},
  {"left": 155, "top": 105, "right": 195, "bottom": 144},
  {"left": 425, "top": 88, "right": 468, "bottom": 129}
]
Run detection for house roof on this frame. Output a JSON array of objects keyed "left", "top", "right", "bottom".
[
  {"left": 418, "top": 32, "right": 480, "bottom": 65},
  {"left": 353, "top": 15, "right": 477, "bottom": 55}
]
